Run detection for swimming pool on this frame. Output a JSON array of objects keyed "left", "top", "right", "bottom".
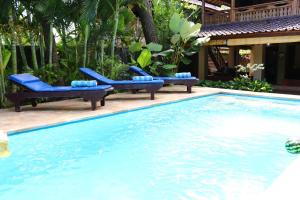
[{"left": 1, "top": 94, "right": 300, "bottom": 200}]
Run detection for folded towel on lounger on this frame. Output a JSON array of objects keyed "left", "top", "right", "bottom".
[
  {"left": 71, "top": 80, "right": 97, "bottom": 87},
  {"left": 175, "top": 72, "right": 192, "bottom": 78},
  {"left": 132, "top": 76, "right": 153, "bottom": 81}
]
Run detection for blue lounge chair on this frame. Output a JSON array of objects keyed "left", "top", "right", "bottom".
[
  {"left": 129, "top": 66, "right": 199, "bottom": 93},
  {"left": 79, "top": 67, "right": 164, "bottom": 100},
  {"left": 7, "top": 74, "right": 113, "bottom": 112}
]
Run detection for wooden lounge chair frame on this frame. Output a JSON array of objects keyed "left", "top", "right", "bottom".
[
  {"left": 80, "top": 68, "right": 164, "bottom": 100},
  {"left": 7, "top": 81, "right": 113, "bottom": 112},
  {"left": 129, "top": 66, "right": 199, "bottom": 93}
]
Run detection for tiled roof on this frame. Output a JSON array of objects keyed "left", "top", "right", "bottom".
[{"left": 200, "top": 15, "right": 300, "bottom": 38}]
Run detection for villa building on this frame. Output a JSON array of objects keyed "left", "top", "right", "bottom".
[{"left": 188, "top": 0, "right": 300, "bottom": 91}]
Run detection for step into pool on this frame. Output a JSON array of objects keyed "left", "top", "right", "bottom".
[{"left": 1, "top": 94, "right": 300, "bottom": 200}]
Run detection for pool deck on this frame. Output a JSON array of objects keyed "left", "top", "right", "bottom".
[
  {"left": 1, "top": 86, "right": 217, "bottom": 133},
  {"left": 1, "top": 85, "right": 300, "bottom": 199},
  {"left": 3, "top": 85, "right": 300, "bottom": 134}
]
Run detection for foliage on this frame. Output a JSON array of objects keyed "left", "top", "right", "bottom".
[
  {"left": 198, "top": 77, "right": 273, "bottom": 93},
  {"left": 95, "top": 56, "right": 129, "bottom": 80},
  {"left": 0, "top": 47, "right": 11, "bottom": 107},
  {"left": 166, "top": 13, "right": 210, "bottom": 67},
  {"left": 0, "top": 0, "right": 207, "bottom": 108},
  {"left": 127, "top": 14, "right": 209, "bottom": 76},
  {"left": 235, "top": 63, "right": 264, "bottom": 73},
  {"left": 129, "top": 41, "right": 176, "bottom": 76},
  {"left": 152, "top": 0, "right": 183, "bottom": 47}
]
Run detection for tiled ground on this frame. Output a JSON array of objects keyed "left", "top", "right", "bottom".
[{"left": 0, "top": 86, "right": 219, "bottom": 133}]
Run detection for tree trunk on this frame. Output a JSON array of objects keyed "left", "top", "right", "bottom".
[
  {"left": 48, "top": 22, "right": 53, "bottom": 68},
  {"left": 0, "top": 35, "right": 5, "bottom": 106},
  {"left": 9, "top": 8, "right": 17, "bottom": 92},
  {"left": 61, "top": 25, "right": 67, "bottom": 57},
  {"left": 111, "top": 0, "right": 120, "bottom": 59},
  {"left": 39, "top": 31, "right": 45, "bottom": 68},
  {"left": 28, "top": 12, "right": 38, "bottom": 71},
  {"left": 41, "top": 19, "right": 59, "bottom": 67},
  {"left": 100, "top": 39, "right": 104, "bottom": 74},
  {"left": 19, "top": 45, "right": 29, "bottom": 70},
  {"left": 30, "top": 32, "right": 39, "bottom": 71},
  {"left": 75, "top": 35, "right": 79, "bottom": 67},
  {"left": 83, "top": 24, "right": 89, "bottom": 67},
  {"left": 132, "top": 0, "right": 158, "bottom": 43}
]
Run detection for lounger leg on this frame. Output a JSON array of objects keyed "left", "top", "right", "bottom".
[
  {"left": 31, "top": 100, "right": 37, "bottom": 107},
  {"left": 150, "top": 92, "right": 155, "bottom": 100},
  {"left": 101, "top": 98, "right": 105, "bottom": 106},
  {"left": 15, "top": 103, "right": 21, "bottom": 112},
  {"left": 187, "top": 86, "right": 192, "bottom": 93},
  {"left": 91, "top": 99, "right": 97, "bottom": 110}
]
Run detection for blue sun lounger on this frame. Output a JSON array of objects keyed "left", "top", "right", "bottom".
[
  {"left": 80, "top": 67, "right": 164, "bottom": 100},
  {"left": 129, "top": 66, "right": 199, "bottom": 93},
  {"left": 6, "top": 74, "right": 113, "bottom": 112}
]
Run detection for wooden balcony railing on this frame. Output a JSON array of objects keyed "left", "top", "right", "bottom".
[
  {"left": 235, "top": 0, "right": 294, "bottom": 22},
  {"left": 204, "top": 0, "right": 300, "bottom": 25},
  {"left": 205, "top": 12, "right": 230, "bottom": 25}
]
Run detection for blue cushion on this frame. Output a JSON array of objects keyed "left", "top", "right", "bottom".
[
  {"left": 9, "top": 74, "right": 53, "bottom": 91},
  {"left": 112, "top": 80, "right": 164, "bottom": 85},
  {"left": 80, "top": 68, "right": 114, "bottom": 84},
  {"left": 9, "top": 74, "right": 40, "bottom": 84},
  {"left": 80, "top": 67, "right": 164, "bottom": 85},
  {"left": 50, "top": 85, "right": 112, "bottom": 92},
  {"left": 175, "top": 72, "right": 192, "bottom": 78},
  {"left": 71, "top": 80, "right": 97, "bottom": 87},
  {"left": 24, "top": 81, "right": 53, "bottom": 91},
  {"left": 132, "top": 76, "right": 153, "bottom": 81},
  {"left": 154, "top": 77, "right": 197, "bottom": 81},
  {"left": 9, "top": 73, "right": 112, "bottom": 92},
  {"left": 129, "top": 66, "right": 151, "bottom": 76}
]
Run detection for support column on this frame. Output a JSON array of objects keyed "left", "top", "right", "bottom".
[
  {"left": 202, "top": 0, "right": 206, "bottom": 25},
  {"left": 250, "top": 44, "right": 265, "bottom": 64},
  {"left": 198, "top": 46, "right": 208, "bottom": 80},
  {"left": 250, "top": 44, "right": 265, "bottom": 80},
  {"left": 277, "top": 44, "right": 287, "bottom": 85},
  {"left": 228, "top": 47, "right": 235, "bottom": 68},
  {"left": 231, "top": 0, "right": 236, "bottom": 22}
]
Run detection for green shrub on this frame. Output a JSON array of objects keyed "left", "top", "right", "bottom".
[{"left": 198, "top": 78, "right": 273, "bottom": 93}]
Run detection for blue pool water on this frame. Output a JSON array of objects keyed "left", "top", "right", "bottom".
[{"left": 1, "top": 94, "right": 300, "bottom": 200}]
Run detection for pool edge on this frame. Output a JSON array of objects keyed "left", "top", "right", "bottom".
[
  {"left": 7, "top": 88, "right": 300, "bottom": 135},
  {"left": 7, "top": 92, "right": 220, "bottom": 135}
]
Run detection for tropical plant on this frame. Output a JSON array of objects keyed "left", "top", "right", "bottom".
[
  {"left": 198, "top": 77, "right": 273, "bottom": 93},
  {"left": 167, "top": 13, "right": 210, "bottom": 67},
  {"left": 235, "top": 63, "right": 264, "bottom": 74},
  {"left": 129, "top": 41, "right": 176, "bottom": 76},
  {"left": 152, "top": 0, "right": 182, "bottom": 46},
  {"left": 0, "top": 43, "right": 11, "bottom": 107},
  {"left": 0, "top": 0, "right": 212, "bottom": 108}
]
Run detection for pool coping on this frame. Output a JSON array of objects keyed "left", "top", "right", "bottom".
[
  {"left": 4, "top": 91, "right": 217, "bottom": 135},
  {"left": 2, "top": 87, "right": 300, "bottom": 199}
]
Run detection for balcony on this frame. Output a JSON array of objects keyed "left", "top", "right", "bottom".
[{"left": 205, "top": 0, "right": 300, "bottom": 25}]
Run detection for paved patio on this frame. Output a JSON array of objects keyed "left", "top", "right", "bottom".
[{"left": 0, "top": 86, "right": 220, "bottom": 133}]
